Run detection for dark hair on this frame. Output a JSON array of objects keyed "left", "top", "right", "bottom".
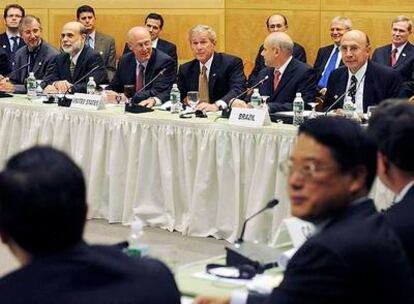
[
  {"left": 0, "top": 146, "right": 86, "bottom": 255},
  {"left": 76, "top": 5, "right": 95, "bottom": 19},
  {"left": 3, "top": 4, "right": 25, "bottom": 19},
  {"left": 145, "top": 12, "right": 164, "bottom": 29},
  {"left": 368, "top": 99, "right": 414, "bottom": 174},
  {"left": 299, "top": 116, "right": 377, "bottom": 190},
  {"left": 266, "top": 14, "right": 288, "bottom": 28}
]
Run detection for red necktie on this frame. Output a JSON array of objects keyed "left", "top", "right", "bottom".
[
  {"left": 273, "top": 70, "right": 281, "bottom": 91},
  {"left": 391, "top": 48, "right": 398, "bottom": 67},
  {"left": 136, "top": 64, "right": 144, "bottom": 92}
]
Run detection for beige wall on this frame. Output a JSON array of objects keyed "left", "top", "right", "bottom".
[{"left": 0, "top": 0, "right": 413, "bottom": 75}]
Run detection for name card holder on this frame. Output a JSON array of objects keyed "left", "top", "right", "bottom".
[
  {"left": 70, "top": 93, "right": 105, "bottom": 110},
  {"left": 229, "top": 108, "right": 271, "bottom": 127}
]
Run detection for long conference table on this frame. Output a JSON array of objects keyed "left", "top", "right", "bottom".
[{"left": 0, "top": 96, "right": 394, "bottom": 243}]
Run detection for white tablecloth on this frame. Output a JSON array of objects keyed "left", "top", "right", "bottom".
[{"left": 0, "top": 96, "right": 394, "bottom": 243}]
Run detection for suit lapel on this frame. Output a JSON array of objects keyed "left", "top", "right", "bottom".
[
  {"left": 32, "top": 43, "right": 45, "bottom": 75},
  {"left": 190, "top": 60, "right": 200, "bottom": 92},
  {"left": 73, "top": 47, "right": 88, "bottom": 81},
  {"left": 363, "top": 61, "right": 375, "bottom": 111},
  {"left": 395, "top": 42, "right": 412, "bottom": 67},
  {"left": 208, "top": 52, "right": 219, "bottom": 99},
  {"left": 321, "top": 45, "right": 334, "bottom": 69},
  {"left": 274, "top": 59, "right": 296, "bottom": 98}
]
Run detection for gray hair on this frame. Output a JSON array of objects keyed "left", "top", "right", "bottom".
[
  {"left": 331, "top": 16, "right": 352, "bottom": 29},
  {"left": 392, "top": 16, "right": 412, "bottom": 32},
  {"left": 19, "top": 15, "right": 42, "bottom": 32},
  {"left": 188, "top": 24, "right": 217, "bottom": 44},
  {"left": 267, "top": 32, "right": 293, "bottom": 55}
]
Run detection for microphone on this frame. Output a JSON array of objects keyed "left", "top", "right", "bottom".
[
  {"left": 135, "top": 68, "right": 166, "bottom": 95},
  {"left": 0, "top": 62, "right": 31, "bottom": 80},
  {"left": 236, "top": 199, "right": 279, "bottom": 244},
  {"left": 229, "top": 75, "right": 269, "bottom": 108}
]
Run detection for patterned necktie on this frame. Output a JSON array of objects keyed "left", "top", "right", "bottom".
[
  {"left": 10, "top": 36, "right": 18, "bottom": 53},
  {"left": 391, "top": 48, "right": 398, "bottom": 67},
  {"left": 273, "top": 70, "right": 281, "bottom": 91},
  {"left": 69, "top": 60, "right": 76, "bottom": 78},
  {"left": 348, "top": 75, "right": 358, "bottom": 102},
  {"left": 318, "top": 47, "right": 339, "bottom": 88},
  {"left": 87, "top": 35, "right": 94, "bottom": 49},
  {"left": 136, "top": 64, "right": 145, "bottom": 92},
  {"left": 199, "top": 65, "right": 209, "bottom": 103}
]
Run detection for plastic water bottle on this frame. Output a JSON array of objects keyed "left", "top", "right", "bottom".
[
  {"left": 250, "top": 88, "right": 262, "bottom": 109},
  {"left": 126, "top": 218, "right": 149, "bottom": 257},
  {"left": 343, "top": 96, "right": 355, "bottom": 120},
  {"left": 86, "top": 76, "right": 96, "bottom": 94},
  {"left": 170, "top": 83, "right": 181, "bottom": 114},
  {"left": 293, "top": 92, "right": 304, "bottom": 126},
  {"left": 26, "top": 72, "right": 37, "bottom": 98}
]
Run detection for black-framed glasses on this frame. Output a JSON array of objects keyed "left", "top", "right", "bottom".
[{"left": 279, "top": 159, "right": 337, "bottom": 180}]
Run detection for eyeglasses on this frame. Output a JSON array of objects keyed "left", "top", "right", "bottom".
[
  {"left": 6, "top": 14, "right": 22, "bottom": 18},
  {"left": 279, "top": 159, "right": 337, "bottom": 180}
]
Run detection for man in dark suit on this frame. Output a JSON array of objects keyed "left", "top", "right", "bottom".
[
  {"left": 0, "top": 47, "right": 10, "bottom": 76},
  {"left": 0, "top": 4, "right": 25, "bottom": 65},
  {"left": 314, "top": 16, "right": 352, "bottom": 94},
  {"left": 43, "top": 22, "right": 108, "bottom": 94},
  {"left": 372, "top": 16, "right": 414, "bottom": 97},
  {"left": 0, "top": 146, "right": 181, "bottom": 303},
  {"left": 324, "top": 30, "right": 402, "bottom": 113},
  {"left": 123, "top": 13, "right": 177, "bottom": 68},
  {"left": 232, "top": 32, "right": 316, "bottom": 113},
  {"left": 195, "top": 117, "right": 414, "bottom": 304},
  {"left": 76, "top": 5, "right": 117, "bottom": 81},
  {"left": 7, "top": 15, "right": 59, "bottom": 93},
  {"left": 177, "top": 24, "right": 246, "bottom": 112},
  {"left": 248, "top": 14, "right": 307, "bottom": 86},
  {"left": 368, "top": 100, "right": 414, "bottom": 274},
  {"left": 106, "top": 26, "right": 175, "bottom": 107}
]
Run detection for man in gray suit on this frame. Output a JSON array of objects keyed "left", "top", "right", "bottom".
[
  {"left": 2, "top": 15, "right": 58, "bottom": 93},
  {"left": 76, "top": 5, "right": 116, "bottom": 81}
]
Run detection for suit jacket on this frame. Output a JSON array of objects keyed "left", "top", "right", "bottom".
[
  {"left": 43, "top": 46, "right": 108, "bottom": 93},
  {"left": 248, "top": 200, "right": 414, "bottom": 304},
  {"left": 108, "top": 48, "right": 175, "bottom": 103},
  {"left": 177, "top": 52, "right": 246, "bottom": 104},
  {"left": 372, "top": 42, "right": 414, "bottom": 97},
  {"left": 0, "top": 47, "right": 10, "bottom": 76},
  {"left": 385, "top": 184, "right": 414, "bottom": 275},
  {"left": 323, "top": 61, "right": 402, "bottom": 112},
  {"left": 0, "top": 242, "right": 181, "bottom": 304},
  {"left": 254, "top": 58, "right": 316, "bottom": 113},
  {"left": 0, "top": 32, "right": 25, "bottom": 62},
  {"left": 94, "top": 31, "right": 116, "bottom": 81},
  {"left": 123, "top": 38, "right": 178, "bottom": 67},
  {"left": 248, "top": 42, "right": 307, "bottom": 86},
  {"left": 9, "top": 40, "right": 59, "bottom": 93},
  {"left": 313, "top": 44, "right": 344, "bottom": 85}
]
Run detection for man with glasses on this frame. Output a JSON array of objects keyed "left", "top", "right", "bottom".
[
  {"left": 123, "top": 13, "right": 177, "bottom": 68},
  {"left": 0, "top": 4, "right": 25, "bottom": 65},
  {"left": 195, "top": 116, "right": 414, "bottom": 304},
  {"left": 248, "top": 14, "right": 307, "bottom": 86},
  {"left": 323, "top": 30, "right": 402, "bottom": 113},
  {"left": 314, "top": 16, "right": 352, "bottom": 95},
  {"left": 2, "top": 15, "right": 59, "bottom": 93},
  {"left": 106, "top": 26, "right": 175, "bottom": 108}
]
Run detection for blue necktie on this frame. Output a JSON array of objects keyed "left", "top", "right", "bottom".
[{"left": 318, "top": 47, "right": 339, "bottom": 88}]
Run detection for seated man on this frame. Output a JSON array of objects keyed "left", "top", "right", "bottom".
[
  {"left": 0, "top": 146, "right": 181, "bottom": 303},
  {"left": 368, "top": 99, "right": 414, "bottom": 274},
  {"left": 76, "top": 5, "right": 117, "bottom": 81},
  {"left": 232, "top": 32, "right": 316, "bottom": 113},
  {"left": 106, "top": 26, "right": 175, "bottom": 108},
  {"left": 177, "top": 24, "right": 246, "bottom": 112},
  {"left": 195, "top": 117, "right": 414, "bottom": 304},
  {"left": 43, "top": 22, "right": 108, "bottom": 94},
  {"left": 6, "top": 15, "right": 59, "bottom": 93},
  {"left": 324, "top": 30, "right": 402, "bottom": 113},
  {"left": 248, "top": 14, "right": 307, "bottom": 86},
  {"left": 0, "top": 47, "right": 10, "bottom": 77}
]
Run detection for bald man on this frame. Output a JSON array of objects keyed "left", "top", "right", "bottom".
[
  {"left": 324, "top": 30, "right": 402, "bottom": 113},
  {"left": 248, "top": 14, "right": 307, "bottom": 86},
  {"left": 233, "top": 32, "right": 316, "bottom": 113},
  {"left": 43, "top": 21, "right": 107, "bottom": 94},
  {"left": 106, "top": 26, "right": 175, "bottom": 108}
]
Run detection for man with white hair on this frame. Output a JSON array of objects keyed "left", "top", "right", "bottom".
[
  {"left": 43, "top": 21, "right": 107, "bottom": 94},
  {"left": 177, "top": 24, "right": 246, "bottom": 112}
]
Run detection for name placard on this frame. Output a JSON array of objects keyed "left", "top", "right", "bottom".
[
  {"left": 70, "top": 93, "right": 105, "bottom": 110},
  {"left": 229, "top": 108, "right": 271, "bottom": 127}
]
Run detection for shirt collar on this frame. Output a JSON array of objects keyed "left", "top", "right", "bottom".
[
  {"left": 275, "top": 55, "right": 293, "bottom": 76},
  {"left": 199, "top": 53, "right": 214, "bottom": 72},
  {"left": 135, "top": 59, "right": 148, "bottom": 69},
  {"left": 152, "top": 38, "right": 159, "bottom": 48},
  {"left": 395, "top": 181, "right": 414, "bottom": 203},
  {"left": 70, "top": 47, "right": 83, "bottom": 65},
  {"left": 392, "top": 42, "right": 408, "bottom": 54},
  {"left": 6, "top": 30, "right": 20, "bottom": 39},
  {"left": 348, "top": 60, "right": 368, "bottom": 82}
]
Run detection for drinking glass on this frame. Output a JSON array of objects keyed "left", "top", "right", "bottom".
[
  {"left": 307, "top": 102, "right": 318, "bottom": 119},
  {"left": 367, "top": 105, "right": 378, "bottom": 120},
  {"left": 187, "top": 91, "right": 199, "bottom": 110},
  {"left": 123, "top": 84, "right": 135, "bottom": 103}
]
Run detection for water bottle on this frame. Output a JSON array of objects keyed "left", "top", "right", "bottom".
[
  {"left": 343, "top": 96, "right": 355, "bottom": 120},
  {"left": 126, "top": 218, "right": 149, "bottom": 257},
  {"left": 170, "top": 83, "right": 181, "bottom": 114},
  {"left": 293, "top": 92, "right": 304, "bottom": 126},
  {"left": 86, "top": 76, "right": 96, "bottom": 94},
  {"left": 250, "top": 88, "right": 262, "bottom": 109},
  {"left": 26, "top": 72, "right": 37, "bottom": 98}
]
